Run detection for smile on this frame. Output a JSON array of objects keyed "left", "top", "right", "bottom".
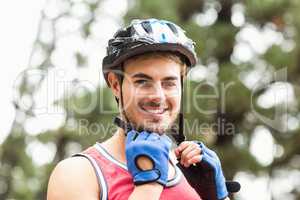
[{"left": 140, "top": 106, "right": 168, "bottom": 115}]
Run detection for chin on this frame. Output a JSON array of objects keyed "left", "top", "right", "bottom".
[
  {"left": 142, "top": 121, "right": 171, "bottom": 134},
  {"left": 128, "top": 112, "right": 177, "bottom": 133}
]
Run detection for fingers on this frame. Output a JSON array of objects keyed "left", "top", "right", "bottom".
[
  {"left": 187, "top": 155, "right": 203, "bottom": 166},
  {"left": 181, "top": 143, "right": 198, "bottom": 160},
  {"left": 186, "top": 148, "right": 202, "bottom": 162},
  {"left": 175, "top": 141, "right": 202, "bottom": 167},
  {"left": 177, "top": 141, "right": 191, "bottom": 152},
  {"left": 181, "top": 147, "right": 201, "bottom": 167},
  {"left": 175, "top": 141, "right": 192, "bottom": 158},
  {"left": 174, "top": 148, "right": 181, "bottom": 158}
]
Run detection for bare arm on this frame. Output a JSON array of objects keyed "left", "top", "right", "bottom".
[
  {"left": 47, "top": 157, "right": 99, "bottom": 200},
  {"left": 47, "top": 156, "right": 164, "bottom": 200}
]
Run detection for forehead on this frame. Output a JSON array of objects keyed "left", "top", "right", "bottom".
[{"left": 123, "top": 57, "right": 182, "bottom": 79}]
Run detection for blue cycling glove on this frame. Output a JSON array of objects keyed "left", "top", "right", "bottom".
[
  {"left": 125, "top": 130, "right": 172, "bottom": 186},
  {"left": 177, "top": 142, "right": 240, "bottom": 200},
  {"left": 199, "top": 142, "right": 228, "bottom": 199}
]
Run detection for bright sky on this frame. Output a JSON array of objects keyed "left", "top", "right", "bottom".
[
  {"left": 0, "top": 1, "right": 297, "bottom": 199},
  {"left": 0, "top": 0, "right": 46, "bottom": 143}
]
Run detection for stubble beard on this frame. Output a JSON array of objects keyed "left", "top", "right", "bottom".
[{"left": 121, "top": 108, "right": 179, "bottom": 135}]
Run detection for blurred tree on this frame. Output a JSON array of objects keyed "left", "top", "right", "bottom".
[{"left": 1, "top": 0, "right": 300, "bottom": 199}]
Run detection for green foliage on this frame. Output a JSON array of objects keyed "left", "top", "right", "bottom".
[{"left": 1, "top": 0, "right": 300, "bottom": 199}]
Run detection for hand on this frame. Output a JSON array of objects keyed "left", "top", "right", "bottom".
[
  {"left": 176, "top": 141, "right": 240, "bottom": 200},
  {"left": 125, "top": 130, "right": 172, "bottom": 186},
  {"left": 174, "top": 141, "right": 202, "bottom": 167}
]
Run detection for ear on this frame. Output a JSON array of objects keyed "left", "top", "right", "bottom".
[{"left": 107, "top": 72, "right": 121, "bottom": 99}]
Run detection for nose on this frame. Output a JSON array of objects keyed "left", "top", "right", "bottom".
[{"left": 149, "top": 82, "right": 167, "bottom": 103}]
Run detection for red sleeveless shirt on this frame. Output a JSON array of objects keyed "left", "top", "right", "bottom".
[{"left": 74, "top": 143, "right": 202, "bottom": 200}]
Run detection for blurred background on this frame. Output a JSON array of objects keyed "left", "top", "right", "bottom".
[{"left": 1, "top": 0, "right": 300, "bottom": 199}]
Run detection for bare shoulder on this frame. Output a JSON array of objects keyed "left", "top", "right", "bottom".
[{"left": 47, "top": 156, "right": 100, "bottom": 200}]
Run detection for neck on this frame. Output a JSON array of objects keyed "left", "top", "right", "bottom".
[{"left": 109, "top": 128, "right": 127, "bottom": 163}]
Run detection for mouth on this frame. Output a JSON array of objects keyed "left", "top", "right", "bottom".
[{"left": 140, "top": 105, "right": 169, "bottom": 115}]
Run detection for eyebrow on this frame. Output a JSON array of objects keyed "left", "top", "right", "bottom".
[{"left": 131, "top": 73, "right": 178, "bottom": 81}]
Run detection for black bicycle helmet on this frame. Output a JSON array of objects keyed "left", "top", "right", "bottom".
[{"left": 102, "top": 18, "right": 197, "bottom": 86}]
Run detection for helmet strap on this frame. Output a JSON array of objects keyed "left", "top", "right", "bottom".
[
  {"left": 177, "top": 75, "right": 186, "bottom": 144},
  {"left": 118, "top": 63, "right": 132, "bottom": 131},
  {"left": 170, "top": 75, "right": 186, "bottom": 145}
]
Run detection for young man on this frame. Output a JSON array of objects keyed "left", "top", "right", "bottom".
[{"left": 47, "top": 19, "right": 237, "bottom": 200}]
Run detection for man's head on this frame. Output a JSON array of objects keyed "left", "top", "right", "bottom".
[
  {"left": 102, "top": 18, "right": 197, "bottom": 135},
  {"left": 107, "top": 52, "right": 186, "bottom": 133}
]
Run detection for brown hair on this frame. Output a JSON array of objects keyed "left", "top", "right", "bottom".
[{"left": 123, "top": 51, "right": 187, "bottom": 77}]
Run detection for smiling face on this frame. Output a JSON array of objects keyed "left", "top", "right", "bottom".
[{"left": 108, "top": 53, "right": 185, "bottom": 134}]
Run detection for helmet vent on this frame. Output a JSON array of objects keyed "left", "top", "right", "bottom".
[
  {"left": 166, "top": 23, "right": 179, "bottom": 36},
  {"left": 141, "top": 21, "right": 153, "bottom": 34}
]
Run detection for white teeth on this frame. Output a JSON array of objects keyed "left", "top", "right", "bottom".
[
  {"left": 145, "top": 109, "right": 164, "bottom": 114},
  {"left": 141, "top": 106, "right": 166, "bottom": 114}
]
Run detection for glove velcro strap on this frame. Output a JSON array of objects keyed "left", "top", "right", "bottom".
[{"left": 134, "top": 169, "right": 162, "bottom": 185}]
